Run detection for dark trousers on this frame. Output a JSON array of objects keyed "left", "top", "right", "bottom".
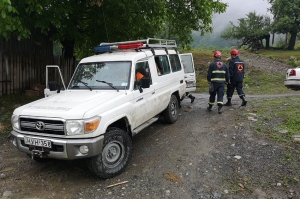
[
  {"left": 209, "top": 82, "right": 225, "bottom": 106},
  {"left": 226, "top": 81, "right": 245, "bottom": 99}
]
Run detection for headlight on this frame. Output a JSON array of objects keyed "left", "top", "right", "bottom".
[
  {"left": 66, "top": 117, "right": 100, "bottom": 136},
  {"left": 11, "top": 115, "right": 19, "bottom": 130},
  {"left": 66, "top": 120, "right": 84, "bottom": 135}
]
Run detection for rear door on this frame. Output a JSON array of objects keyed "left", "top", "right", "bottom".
[{"left": 180, "top": 53, "right": 196, "bottom": 92}]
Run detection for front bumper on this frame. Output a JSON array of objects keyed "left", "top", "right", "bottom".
[{"left": 11, "top": 130, "right": 104, "bottom": 160}]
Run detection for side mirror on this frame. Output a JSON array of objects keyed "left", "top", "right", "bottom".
[
  {"left": 139, "top": 86, "right": 143, "bottom": 93},
  {"left": 48, "top": 81, "right": 57, "bottom": 91}
]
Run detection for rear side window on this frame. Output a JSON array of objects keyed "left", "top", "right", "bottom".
[
  {"left": 154, "top": 55, "right": 170, "bottom": 75},
  {"left": 169, "top": 54, "right": 182, "bottom": 72}
]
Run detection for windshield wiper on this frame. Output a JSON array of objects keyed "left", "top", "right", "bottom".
[
  {"left": 78, "top": 80, "right": 92, "bottom": 91},
  {"left": 96, "top": 80, "right": 119, "bottom": 92}
]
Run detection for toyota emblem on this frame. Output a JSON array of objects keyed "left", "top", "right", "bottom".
[{"left": 35, "top": 121, "right": 45, "bottom": 131}]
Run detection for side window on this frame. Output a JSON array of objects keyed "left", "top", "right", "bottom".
[
  {"left": 154, "top": 55, "right": 171, "bottom": 76},
  {"left": 135, "top": 61, "right": 152, "bottom": 89},
  {"left": 169, "top": 54, "right": 182, "bottom": 72}
]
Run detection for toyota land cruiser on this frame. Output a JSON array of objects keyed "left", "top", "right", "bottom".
[{"left": 10, "top": 38, "right": 194, "bottom": 178}]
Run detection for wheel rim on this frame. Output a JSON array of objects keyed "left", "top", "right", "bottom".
[
  {"left": 102, "top": 141, "right": 125, "bottom": 168},
  {"left": 171, "top": 100, "right": 177, "bottom": 117}
]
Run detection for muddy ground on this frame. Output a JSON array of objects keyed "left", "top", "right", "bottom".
[{"left": 1, "top": 52, "right": 300, "bottom": 199}]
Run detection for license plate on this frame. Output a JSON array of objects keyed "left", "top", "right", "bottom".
[{"left": 24, "top": 137, "right": 52, "bottom": 148}]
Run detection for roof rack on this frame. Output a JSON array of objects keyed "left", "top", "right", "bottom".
[
  {"left": 100, "top": 38, "right": 177, "bottom": 48},
  {"left": 94, "top": 38, "right": 177, "bottom": 53}
]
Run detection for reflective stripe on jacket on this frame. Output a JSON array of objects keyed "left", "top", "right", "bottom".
[{"left": 207, "top": 60, "right": 230, "bottom": 83}]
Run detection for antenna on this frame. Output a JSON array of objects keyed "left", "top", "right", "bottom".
[{"left": 101, "top": 1, "right": 109, "bottom": 42}]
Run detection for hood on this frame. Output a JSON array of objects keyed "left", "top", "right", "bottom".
[{"left": 14, "top": 91, "right": 125, "bottom": 119}]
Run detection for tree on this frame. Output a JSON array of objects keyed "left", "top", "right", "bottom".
[
  {"left": 268, "top": 0, "right": 300, "bottom": 50},
  {"left": 1, "top": 0, "right": 227, "bottom": 58},
  {"left": 221, "top": 12, "right": 271, "bottom": 50}
]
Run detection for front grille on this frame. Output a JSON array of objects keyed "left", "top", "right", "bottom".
[{"left": 20, "top": 117, "right": 65, "bottom": 135}]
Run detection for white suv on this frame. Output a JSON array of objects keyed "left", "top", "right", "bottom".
[{"left": 10, "top": 38, "right": 194, "bottom": 179}]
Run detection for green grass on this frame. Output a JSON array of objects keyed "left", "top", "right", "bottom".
[
  {"left": 244, "top": 68, "right": 290, "bottom": 95},
  {"left": 250, "top": 97, "right": 300, "bottom": 144},
  {"left": 258, "top": 49, "right": 300, "bottom": 61}
]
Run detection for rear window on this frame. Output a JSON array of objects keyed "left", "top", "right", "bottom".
[{"left": 181, "top": 55, "right": 194, "bottom": 73}]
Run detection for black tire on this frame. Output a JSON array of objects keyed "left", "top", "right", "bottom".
[
  {"left": 88, "top": 128, "right": 133, "bottom": 179},
  {"left": 163, "top": 94, "right": 179, "bottom": 124}
]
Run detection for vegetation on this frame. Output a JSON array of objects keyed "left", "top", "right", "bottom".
[
  {"left": 268, "top": 0, "right": 300, "bottom": 50},
  {"left": 221, "top": 12, "right": 271, "bottom": 50},
  {"left": 253, "top": 97, "right": 300, "bottom": 144},
  {"left": 0, "top": 0, "right": 227, "bottom": 58},
  {"left": 0, "top": 94, "right": 40, "bottom": 143}
]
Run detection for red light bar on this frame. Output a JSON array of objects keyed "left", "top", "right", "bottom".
[{"left": 118, "top": 42, "right": 143, "bottom": 50}]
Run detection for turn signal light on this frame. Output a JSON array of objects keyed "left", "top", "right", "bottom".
[{"left": 84, "top": 118, "right": 100, "bottom": 132}]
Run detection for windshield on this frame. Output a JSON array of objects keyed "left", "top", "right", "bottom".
[{"left": 68, "top": 61, "right": 131, "bottom": 90}]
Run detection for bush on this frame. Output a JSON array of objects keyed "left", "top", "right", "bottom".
[{"left": 287, "top": 56, "right": 300, "bottom": 67}]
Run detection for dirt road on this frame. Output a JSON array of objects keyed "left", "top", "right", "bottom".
[{"left": 1, "top": 93, "right": 299, "bottom": 199}]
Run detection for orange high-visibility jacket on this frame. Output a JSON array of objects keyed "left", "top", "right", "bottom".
[{"left": 136, "top": 72, "right": 144, "bottom": 81}]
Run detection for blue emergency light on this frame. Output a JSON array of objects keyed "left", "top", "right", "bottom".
[{"left": 94, "top": 45, "right": 111, "bottom": 52}]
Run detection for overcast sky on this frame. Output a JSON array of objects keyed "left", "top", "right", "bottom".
[{"left": 212, "top": 0, "right": 271, "bottom": 33}]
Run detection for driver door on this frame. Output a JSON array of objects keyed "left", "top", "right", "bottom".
[{"left": 133, "top": 61, "right": 155, "bottom": 128}]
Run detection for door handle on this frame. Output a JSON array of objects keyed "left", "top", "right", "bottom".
[
  {"left": 180, "top": 80, "right": 183, "bottom": 83},
  {"left": 152, "top": 91, "right": 155, "bottom": 94},
  {"left": 136, "top": 98, "right": 143, "bottom": 102}
]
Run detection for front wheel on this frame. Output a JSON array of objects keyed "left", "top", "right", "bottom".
[
  {"left": 163, "top": 94, "right": 179, "bottom": 124},
  {"left": 88, "top": 128, "right": 132, "bottom": 179}
]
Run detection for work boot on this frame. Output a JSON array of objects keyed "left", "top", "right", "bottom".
[
  {"left": 207, "top": 104, "right": 213, "bottom": 111},
  {"left": 224, "top": 101, "right": 232, "bottom": 106},
  {"left": 218, "top": 105, "right": 223, "bottom": 114},
  {"left": 191, "top": 96, "right": 195, "bottom": 103},
  {"left": 241, "top": 97, "right": 247, "bottom": 106}
]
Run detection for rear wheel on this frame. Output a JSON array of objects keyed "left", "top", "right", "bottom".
[
  {"left": 88, "top": 128, "right": 132, "bottom": 179},
  {"left": 163, "top": 94, "right": 178, "bottom": 124}
]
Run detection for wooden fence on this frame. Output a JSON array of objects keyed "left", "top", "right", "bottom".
[{"left": 0, "top": 52, "right": 78, "bottom": 96}]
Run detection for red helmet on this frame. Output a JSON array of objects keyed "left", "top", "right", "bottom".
[
  {"left": 214, "top": 51, "right": 222, "bottom": 57},
  {"left": 230, "top": 49, "right": 239, "bottom": 55}
]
